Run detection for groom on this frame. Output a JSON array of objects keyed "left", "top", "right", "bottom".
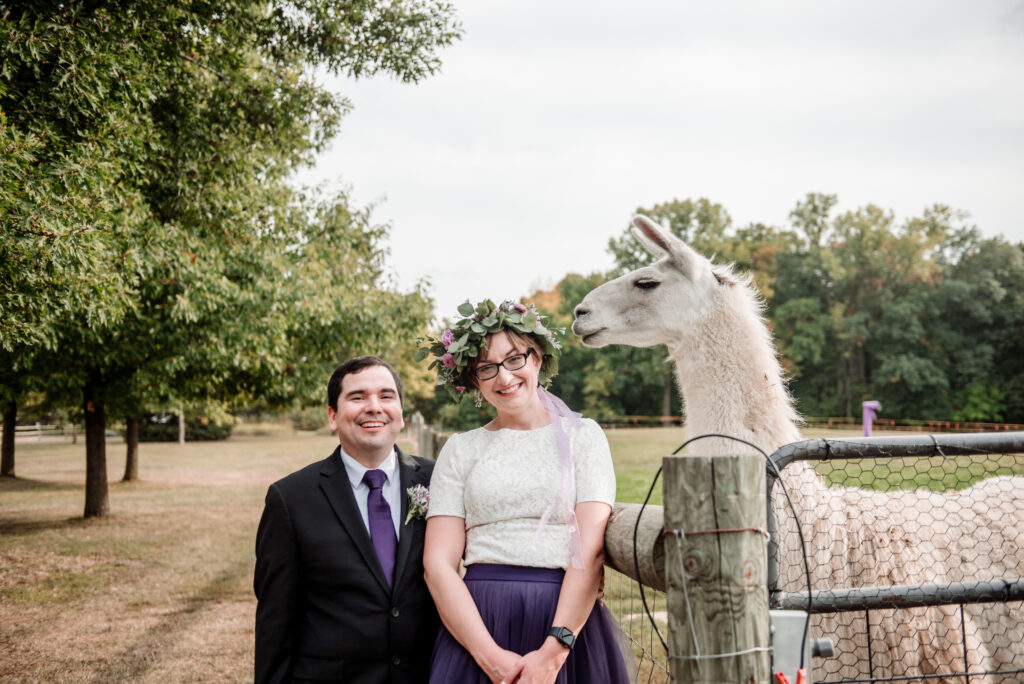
[{"left": 254, "top": 356, "right": 439, "bottom": 683}]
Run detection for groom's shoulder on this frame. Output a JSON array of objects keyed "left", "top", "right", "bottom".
[
  {"left": 402, "top": 451, "right": 436, "bottom": 474},
  {"left": 412, "top": 454, "right": 435, "bottom": 469}
]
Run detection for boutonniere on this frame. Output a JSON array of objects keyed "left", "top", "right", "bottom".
[{"left": 404, "top": 484, "right": 430, "bottom": 524}]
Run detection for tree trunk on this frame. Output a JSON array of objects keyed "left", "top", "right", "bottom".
[
  {"left": 661, "top": 370, "right": 673, "bottom": 418},
  {"left": 178, "top": 403, "right": 185, "bottom": 445},
  {"left": 838, "top": 352, "right": 853, "bottom": 418},
  {"left": 83, "top": 378, "right": 109, "bottom": 518},
  {"left": 122, "top": 416, "right": 139, "bottom": 482},
  {"left": 1, "top": 400, "right": 15, "bottom": 477}
]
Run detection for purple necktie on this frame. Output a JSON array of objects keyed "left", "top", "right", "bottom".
[{"left": 362, "top": 469, "right": 397, "bottom": 586}]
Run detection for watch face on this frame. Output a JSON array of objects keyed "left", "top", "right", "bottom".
[{"left": 549, "top": 626, "right": 575, "bottom": 649}]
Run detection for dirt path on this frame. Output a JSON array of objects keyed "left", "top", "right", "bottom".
[{"left": 0, "top": 434, "right": 336, "bottom": 682}]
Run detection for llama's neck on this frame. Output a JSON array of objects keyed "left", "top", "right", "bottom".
[{"left": 668, "top": 286, "right": 802, "bottom": 458}]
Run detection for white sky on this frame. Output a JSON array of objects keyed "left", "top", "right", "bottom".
[{"left": 298, "top": 0, "right": 1024, "bottom": 321}]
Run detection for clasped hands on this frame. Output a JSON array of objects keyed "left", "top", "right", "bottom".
[{"left": 490, "top": 639, "right": 569, "bottom": 684}]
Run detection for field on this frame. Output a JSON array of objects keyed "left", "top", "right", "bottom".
[{"left": 0, "top": 426, "right": 927, "bottom": 682}]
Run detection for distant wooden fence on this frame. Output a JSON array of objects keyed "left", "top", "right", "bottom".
[
  {"left": 599, "top": 415, "right": 1024, "bottom": 432},
  {"left": 803, "top": 416, "right": 1024, "bottom": 432},
  {"left": 406, "top": 413, "right": 448, "bottom": 460},
  {"left": 0, "top": 423, "right": 78, "bottom": 441}
]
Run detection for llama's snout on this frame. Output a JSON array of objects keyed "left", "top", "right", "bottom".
[{"left": 571, "top": 303, "right": 608, "bottom": 347}]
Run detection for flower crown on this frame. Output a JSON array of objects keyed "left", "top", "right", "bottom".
[{"left": 417, "top": 299, "right": 563, "bottom": 402}]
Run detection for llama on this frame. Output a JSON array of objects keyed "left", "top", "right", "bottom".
[{"left": 572, "top": 215, "right": 1024, "bottom": 683}]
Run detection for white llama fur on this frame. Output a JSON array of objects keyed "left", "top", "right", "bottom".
[{"left": 572, "top": 215, "right": 1024, "bottom": 683}]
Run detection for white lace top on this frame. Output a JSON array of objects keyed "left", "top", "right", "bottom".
[{"left": 427, "top": 417, "right": 616, "bottom": 569}]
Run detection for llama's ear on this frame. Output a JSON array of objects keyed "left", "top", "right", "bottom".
[
  {"left": 632, "top": 214, "right": 704, "bottom": 276},
  {"left": 632, "top": 215, "right": 671, "bottom": 259}
]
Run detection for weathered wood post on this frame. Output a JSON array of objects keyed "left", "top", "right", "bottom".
[
  {"left": 417, "top": 425, "right": 448, "bottom": 460},
  {"left": 663, "top": 453, "right": 770, "bottom": 683}
]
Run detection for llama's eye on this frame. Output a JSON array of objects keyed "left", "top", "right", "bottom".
[{"left": 634, "top": 279, "right": 660, "bottom": 291}]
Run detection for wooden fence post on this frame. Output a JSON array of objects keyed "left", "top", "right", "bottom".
[
  {"left": 417, "top": 425, "right": 448, "bottom": 460},
  {"left": 418, "top": 425, "right": 433, "bottom": 460},
  {"left": 663, "top": 453, "right": 770, "bottom": 683},
  {"left": 178, "top": 404, "right": 185, "bottom": 445}
]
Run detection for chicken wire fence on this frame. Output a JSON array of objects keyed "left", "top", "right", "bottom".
[
  {"left": 604, "top": 567, "right": 671, "bottom": 683},
  {"left": 767, "top": 432, "right": 1024, "bottom": 683}
]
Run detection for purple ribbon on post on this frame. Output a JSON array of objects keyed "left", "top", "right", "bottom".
[
  {"left": 862, "top": 400, "right": 881, "bottom": 437},
  {"left": 536, "top": 387, "right": 586, "bottom": 569}
]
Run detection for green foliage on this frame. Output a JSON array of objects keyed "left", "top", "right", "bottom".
[
  {"left": 126, "top": 412, "right": 234, "bottom": 442},
  {"left": 436, "top": 393, "right": 497, "bottom": 431},
  {"left": 1, "top": 1, "right": 459, "bottom": 513},
  {"left": 552, "top": 194, "right": 1024, "bottom": 425}
]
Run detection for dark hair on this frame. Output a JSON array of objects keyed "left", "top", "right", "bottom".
[{"left": 327, "top": 356, "right": 404, "bottom": 410}]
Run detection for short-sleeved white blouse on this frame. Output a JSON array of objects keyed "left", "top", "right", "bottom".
[{"left": 426, "top": 417, "right": 616, "bottom": 569}]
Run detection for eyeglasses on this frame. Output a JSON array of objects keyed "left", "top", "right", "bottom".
[{"left": 473, "top": 348, "right": 535, "bottom": 381}]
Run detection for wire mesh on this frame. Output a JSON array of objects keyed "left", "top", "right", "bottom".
[
  {"left": 768, "top": 433, "right": 1024, "bottom": 683},
  {"left": 604, "top": 567, "right": 671, "bottom": 683}
]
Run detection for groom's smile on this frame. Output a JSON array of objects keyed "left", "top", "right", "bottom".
[{"left": 329, "top": 365, "right": 405, "bottom": 468}]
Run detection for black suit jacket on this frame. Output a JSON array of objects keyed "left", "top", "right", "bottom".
[{"left": 254, "top": 446, "right": 439, "bottom": 684}]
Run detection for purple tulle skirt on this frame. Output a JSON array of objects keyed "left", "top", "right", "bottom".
[{"left": 428, "top": 564, "right": 634, "bottom": 684}]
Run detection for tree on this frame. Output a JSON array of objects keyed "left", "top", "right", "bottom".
[
  {"left": 2, "top": 1, "right": 460, "bottom": 516},
  {"left": 769, "top": 197, "right": 983, "bottom": 419},
  {"left": 925, "top": 231, "right": 1024, "bottom": 422},
  {"left": 593, "top": 192, "right": 1021, "bottom": 424}
]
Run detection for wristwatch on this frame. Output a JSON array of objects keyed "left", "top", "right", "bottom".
[{"left": 547, "top": 626, "right": 576, "bottom": 650}]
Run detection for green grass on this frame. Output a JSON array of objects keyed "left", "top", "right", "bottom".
[
  {"left": 817, "top": 454, "right": 1024, "bottom": 492},
  {"left": 605, "top": 426, "right": 690, "bottom": 504}
]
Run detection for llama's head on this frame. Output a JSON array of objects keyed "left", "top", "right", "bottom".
[{"left": 572, "top": 214, "right": 735, "bottom": 348}]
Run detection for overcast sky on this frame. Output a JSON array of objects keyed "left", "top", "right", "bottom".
[{"left": 298, "top": 0, "right": 1024, "bottom": 321}]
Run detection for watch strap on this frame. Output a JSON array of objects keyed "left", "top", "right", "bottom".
[{"left": 547, "top": 626, "right": 576, "bottom": 650}]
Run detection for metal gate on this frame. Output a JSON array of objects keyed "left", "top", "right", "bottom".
[{"left": 767, "top": 432, "right": 1024, "bottom": 683}]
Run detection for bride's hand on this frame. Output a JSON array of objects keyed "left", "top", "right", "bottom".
[
  {"left": 484, "top": 648, "right": 522, "bottom": 684},
  {"left": 502, "top": 640, "right": 568, "bottom": 684}
]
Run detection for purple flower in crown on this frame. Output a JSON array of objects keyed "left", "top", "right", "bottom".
[
  {"left": 442, "top": 353, "right": 455, "bottom": 368},
  {"left": 456, "top": 385, "right": 466, "bottom": 393},
  {"left": 441, "top": 328, "right": 454, "bottom": 349},
  {"left": 513, "top": 303, "right": 526, "bottom": 312}
]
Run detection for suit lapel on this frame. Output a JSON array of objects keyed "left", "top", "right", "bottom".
[
  {"left": 392, "top": 448, "right": 429, "bottom": 593},
  {"left": 318, "top": 447, "right": 391, "bottom": 593}
]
